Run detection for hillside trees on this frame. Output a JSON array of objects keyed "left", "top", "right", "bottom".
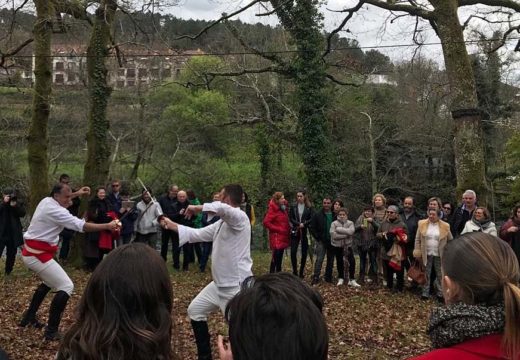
[{"left": 337, "top": 0, "right": 520, "bottom": 204}]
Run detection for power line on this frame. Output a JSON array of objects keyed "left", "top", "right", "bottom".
[{"left": 5, "top": 37, "right": 520, "bottom": 59}]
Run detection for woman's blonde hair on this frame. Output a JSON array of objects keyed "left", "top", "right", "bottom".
[
  {"left": 372, "top": 193, "right": 386, "bottom": 206},
  {"left": 442, "top": 233, "right": 520, "bottom": 359}
]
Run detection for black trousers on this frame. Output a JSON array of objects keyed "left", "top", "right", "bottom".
[
  {"left": 58, "top": 229, "right": 75, "bottom": 260},
  {"left": 383, "top": 259, "right": 404, "bottom": 291},
  {"left": 161, "top": 229, "right": 181, "bottom": 268},
  {"left": 0, "top": 238, "right": 17, "bottom": 275},
  {"left": 270, "top": 249, "right": 284, "bottom": 273},
  {"left": 325, "top": 246, "right": 344, "bottom": 282},
  {"left": 290, "top": 230, "right": 309, "bottom": 277}
]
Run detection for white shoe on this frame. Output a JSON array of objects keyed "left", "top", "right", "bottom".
[
  {"left": 382, "top": 280, "right": 388, "bottom": 286},
  {"left": 348, "top": 280, "right": 361, "bottom": 287},
  {"left": 366, "top": 278, "right": 373, "bottom": 283},
  {"left": 337, "top": 278, "right": 344, "bottom": 286}
]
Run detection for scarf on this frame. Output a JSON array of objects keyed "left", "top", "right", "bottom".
[
  {"left": 472, "top": 218, "right": 493, "bottom": 230},
  {"left": 428, "top": 303, "right": 505, "bottom": 349}
]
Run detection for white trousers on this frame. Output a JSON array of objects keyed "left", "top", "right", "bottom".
[
  {"left": 22, "top": 256, "right": 74, "bottom": 295},
  {"left": 187, "top": 281, "right": 239, "bottom": 322}
]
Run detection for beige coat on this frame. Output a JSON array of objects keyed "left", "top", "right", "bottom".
[{"left": 413, "top": 219, "right": 453, "bottom": 266}]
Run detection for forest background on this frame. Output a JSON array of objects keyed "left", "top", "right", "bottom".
[{"left": 1, "top": 2, "right": 520, "bottom": 249}]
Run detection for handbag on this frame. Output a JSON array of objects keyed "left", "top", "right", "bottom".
[{"left": 408, "top": 260, "right": 427, "bottom": 285}]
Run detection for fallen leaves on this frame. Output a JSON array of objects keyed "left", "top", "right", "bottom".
[{"left": 0, "top": 252, "right": 434, "bottom": 359}]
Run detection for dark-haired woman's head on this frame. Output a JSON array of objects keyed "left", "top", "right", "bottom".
[
  {"left": 442, "top": 233, "right": 520, "bottom": 358},
  {"left": 57, "top": 243, "right": 173, "bottom": 360}
]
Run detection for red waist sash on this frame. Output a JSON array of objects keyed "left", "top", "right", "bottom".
[{"left": 22, "top": 239, "right": 59, "bottom": 263}]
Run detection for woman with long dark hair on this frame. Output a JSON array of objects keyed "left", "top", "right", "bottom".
[
  {"left": 57, "top": 243, "right": 173, "bottom": 360},
  {"left": 289, "top": 191, "right": 313, "bottom": 278},
  {"left": 84, "top": 187, "right": 117, "bottom": 271}
]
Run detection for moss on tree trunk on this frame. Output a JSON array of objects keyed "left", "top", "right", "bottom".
[
  {"left": 432, "top": 0, "right": 488, "bottom": 203},
  {"left": 82, "top": 0, "right": 117, "bottom": 188},
  {"left": 27, "top": 0, "right": 54, "bottom": 213}
]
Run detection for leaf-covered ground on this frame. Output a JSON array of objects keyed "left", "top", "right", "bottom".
[{"left": 0, "top": 251, "right": 434, "bottom": 359}]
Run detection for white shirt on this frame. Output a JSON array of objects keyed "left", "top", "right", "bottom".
[
  {"left": 178, "top": 201, "right": 252, "bottom": 287},
  {"left": 425, "top": 222, "right": 440, "bottom": 256},
  {"left": 24, "top": 197, "right": 86, "bottom": 245}
]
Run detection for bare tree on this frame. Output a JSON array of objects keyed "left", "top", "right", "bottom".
[{"left": 334, "top": 0, "right": 520, "bottom": 203}]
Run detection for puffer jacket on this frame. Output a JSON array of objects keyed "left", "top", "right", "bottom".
[
  {"left": 330, "top": 219, "right": 355, "bottom": 248},
  {"left": 263, "top": 199, "right": 291, "bottom": 250}
]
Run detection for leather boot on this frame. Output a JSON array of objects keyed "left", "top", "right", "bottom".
[
  {"left": 19, "top": 283, "right": 50, "bottom": 328},
  {"left": 191, "top": 319, "right": 212, "bottom": 360},
  {"left": 44, "top": 290, "right": 70, "bottom": 341}
]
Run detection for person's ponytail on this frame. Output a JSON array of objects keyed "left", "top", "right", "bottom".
[{"left": 503, "top": 281, "right": 520, "bottom": 359}]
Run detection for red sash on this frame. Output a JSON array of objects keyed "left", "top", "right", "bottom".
[{"left": 22, "top": 240, "right": 59, "bottom": 263}]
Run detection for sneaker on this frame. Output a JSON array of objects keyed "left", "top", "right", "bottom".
[
  {"left": 366, "top": 278, "right": 373, "bottom": 283},
  {"left": 348, "top": 279, "right": 361, "bottom": 288},
  {"left": 337, "top": 278, "right": 344, "bottom": 286}
]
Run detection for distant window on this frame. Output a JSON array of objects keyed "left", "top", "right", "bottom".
[
  {"left": 150, "top": 68, "right": 159, "bottom": 77},
  {"left": 175, "top": 68, "right": 181, "bottom": 77},
  {"left": 67, "top": 62, "right": 76, "bottom": 70},
  {"left": 68, "top": 72, "right": 76, "bottom": 82},
  {"left": 161, "top": 68, "right": 171, "bottom": 78},
  {"left": 126, "top": 68, "right": 136, "bottom": 78},
  {"left": 55, "top": 74, "right": 64, "bottom": 84},
  {"left": 138, "top": 68, "right": 148, "bottom": 78},
  {"left": 116, "top": 80, "right": 125, "bottom": 88},
  {"left": 127, "top": 79, "right": 135, "bottom": 87},
  {"left": 55, "top": 62, "right": 64, "bottom": 71},
  {"left": 118, "top": 68, "right": 125, "bottom": 77}
]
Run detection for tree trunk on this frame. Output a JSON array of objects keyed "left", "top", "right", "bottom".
[
  {"left": 27, "top": 0, "right": 54, "bottom": 212},
  {"left": 82, "top": 0, "right": 117, "bottom": 188},
  {"left": 270, "top": 0, "right": 336, "bottom": 199},
  {"left": 432, "top": 0, "right": 488, "bottom": 203},
  {"left": 71, "top": 0, "right": 117, "bottom": 268}
]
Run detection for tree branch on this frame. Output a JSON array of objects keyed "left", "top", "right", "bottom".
[
  {"left": 174, "top": 0, "right": 265, "bottom": 40},
  {"left": 0, "top": 38, "right": 34, "bottom": 68},
  {"left": 364, "top": 0, "right": 434, "bottom": 20},
  {"left": 322, "top": 0, "right": 365, "bottom": 59},
  {"left": 459, "top": 0, "right": 520, "bottom": 12}
]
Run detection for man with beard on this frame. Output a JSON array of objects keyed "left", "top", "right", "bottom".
[
  {"left": 160, "top": 184, "right": 252, "bottom": 360},
  {"left": 309, "top": 198, "right": 333, "bottom": 285}
]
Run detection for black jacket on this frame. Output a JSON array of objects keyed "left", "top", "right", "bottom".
[
  {"left": 0, "top": 201, "right": 25, "bottom": 247},
  {"left": 159, "top": 194, "right": 178, "bottom": 220},
  {"left": 451, "top": 205, "right": 475, "bottom": 237},
  {"left": 289, "top": 204, "right": 313, "bottom": 229},
  {"left": 400, "top": 210, "right": 423, "bottom": 250},
  {"left": 309, "top": 210, "right": 333, "bottom": 245}
]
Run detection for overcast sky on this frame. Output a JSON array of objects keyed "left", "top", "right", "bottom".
[{"left": 172, "top": 0, "right": 520, "bottom": 82}]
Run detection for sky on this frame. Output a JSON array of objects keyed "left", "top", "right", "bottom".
[{"left": 172, "top": 0, "right": 520, "bottom": 83}]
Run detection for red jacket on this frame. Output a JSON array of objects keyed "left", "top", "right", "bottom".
[
  {"left": 263, "top": 199, "right": 290, "bottom": 250},
  {"left": 410, "top": 334, "right": 516, "bottom": 360}
]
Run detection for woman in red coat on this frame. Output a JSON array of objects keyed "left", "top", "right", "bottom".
[
  {"left": 411, "top": 232, "right": 520, "bottom": 360},
  {"left": 263, "top": 192, "right": 290, "bottom": 273}
]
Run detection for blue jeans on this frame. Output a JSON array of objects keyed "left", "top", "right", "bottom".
[{"left": 423, "top": 255, "right": 442, "bottom": 298}]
